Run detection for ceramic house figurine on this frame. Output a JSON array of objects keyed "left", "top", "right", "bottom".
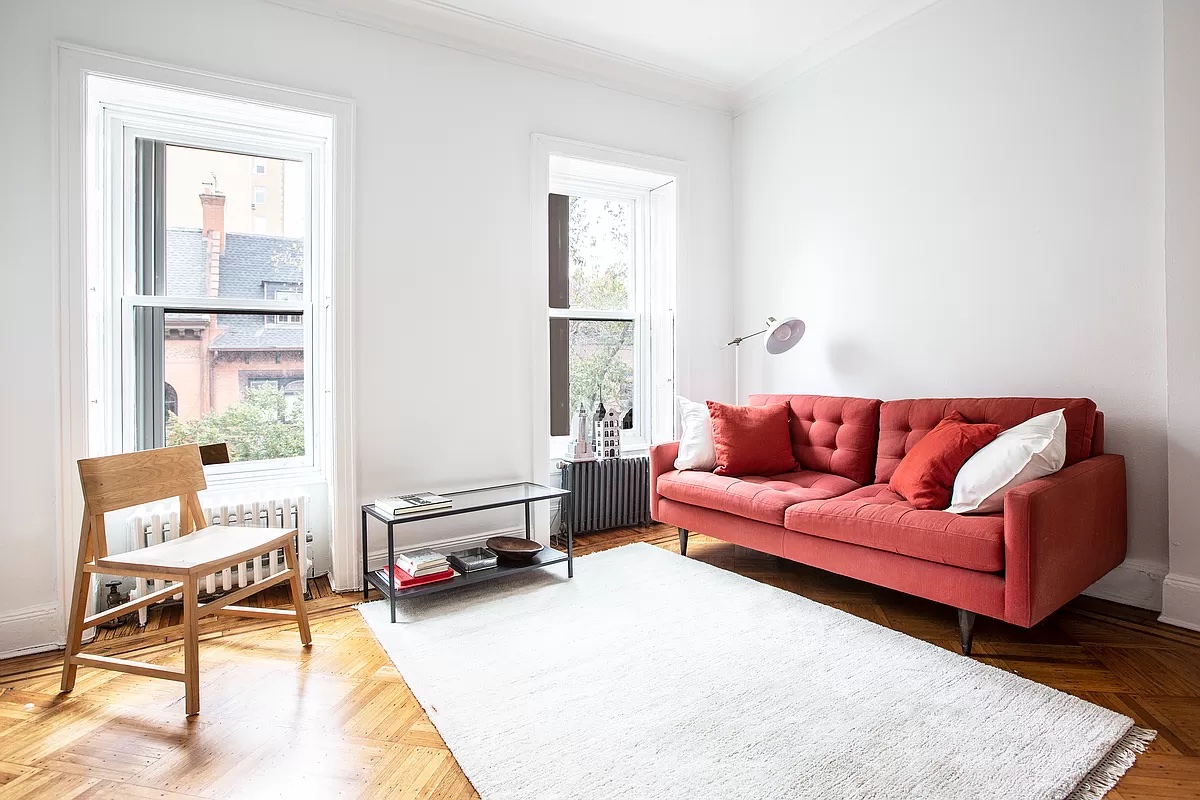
[
  {"left": 593, "top": 400, "right": 622, "bottom": 459},
  {"left": 564, "top": 403, "right": 596, "bottom": 462}
]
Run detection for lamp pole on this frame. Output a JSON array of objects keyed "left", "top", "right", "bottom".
[{"left": 724, "top": 327, "right": 770, "bottom": 403}]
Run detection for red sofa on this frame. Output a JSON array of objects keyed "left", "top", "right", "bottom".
[{"left": 649, "top": 395, "right": 1127, "bottom": 655}]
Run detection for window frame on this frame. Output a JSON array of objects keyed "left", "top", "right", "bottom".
[
  {"left": 89, "top": 76, "right": 330, "bottom": 487},
  {"left": 57, "top": 44, "right": 360, "bottom": 620},
  {"left": 548, "top": 175, "right": 652, "bottom": 452},
  {"left": 269, "top": 289, "right": 304, "bottom": 326}
]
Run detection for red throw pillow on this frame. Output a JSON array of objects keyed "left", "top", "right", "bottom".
[
  {"left": 889, "top": 412, "right": 1002, "bottom": 510},
  {"left": 706, "top": 401, "right": 797, "bottom": 477}
]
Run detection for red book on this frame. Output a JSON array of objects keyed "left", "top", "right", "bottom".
[{"left": 390, "top": 564, "right": 454, "bottom": 589}]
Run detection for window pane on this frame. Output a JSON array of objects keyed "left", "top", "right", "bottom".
[
  {"left": 160, "top": 310, "right": 305, "bottom": 462},
  {"left": 162, "top": 145, "right": 306, "bottom": 299},
  {"left": 568, "top": 320, "right": 634, "bottom": 423},
  {"left": 568, "top": 196, "right": 632, "bottom": 311}
]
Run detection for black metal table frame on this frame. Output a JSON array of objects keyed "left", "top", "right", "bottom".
[{"left": 361, "top": 482, "right": 572, "bottom": 622}]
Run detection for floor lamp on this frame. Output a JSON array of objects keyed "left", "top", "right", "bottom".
[{"left": 725, "top": 316, "right": 806, "bottom": 402}]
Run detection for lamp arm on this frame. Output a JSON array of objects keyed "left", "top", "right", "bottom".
[{"left": 723, "top": 327, "right": 769, "bottom": 348}]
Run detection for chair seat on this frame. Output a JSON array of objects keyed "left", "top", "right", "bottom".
[{"left": 95, "top": 525, "right": 296, "bottom": 577}]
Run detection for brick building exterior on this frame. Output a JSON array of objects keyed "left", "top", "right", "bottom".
[{"left": 164, "top": 189, "right": 304, "bottom": 425}]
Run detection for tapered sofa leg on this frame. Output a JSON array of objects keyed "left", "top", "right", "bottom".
[
  {"left": 678, "top": 528, "right": 689, "bottom": 557},
  {"left": 958, "top": 609, "right": 977, "bottom": 656}
]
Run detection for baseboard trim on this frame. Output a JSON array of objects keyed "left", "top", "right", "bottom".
[
  {"left": 1160, "top": 572, "right": 1200, "bottom": 631},
  {"left": 0, "top": 602, "right": 65, "bottom": 660},
  {"left": 1081, "top": 558, "right": 1167, "bottom": 611}
]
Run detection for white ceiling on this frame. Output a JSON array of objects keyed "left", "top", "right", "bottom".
[
  {"left": 413, "top": 0, "right": 897, "bottom": 90},
  {"left": 273, "top": 0, "right": 942, "bottom": 110}
]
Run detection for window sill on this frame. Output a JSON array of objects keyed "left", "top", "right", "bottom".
[{"left": 203, "top": 463, "right": 325, "bottom": 492}]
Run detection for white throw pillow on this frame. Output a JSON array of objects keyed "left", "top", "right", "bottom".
[
  {"left": 947, "top": 409, "right": 1067, "bottom": 514},
  {"left": 674, "top": 396, "right": 717, "bottom": 471}
]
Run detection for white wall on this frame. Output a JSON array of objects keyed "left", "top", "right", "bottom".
[
  {"left": 0, "top": 0, "right": 732, "bottom": 655},
  {"left": 732, "top": 0, "right": 1169, "bottom": 606},
  {"left": 1162, "top": 0, "right": 1200, "bottom": 631}
]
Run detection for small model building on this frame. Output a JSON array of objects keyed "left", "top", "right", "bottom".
[
  {"left": 564, "top": 403, "right": 596, "bottom": 462},
  {"left": 593, "top": 401, "right": 622, "bottom": 459}
]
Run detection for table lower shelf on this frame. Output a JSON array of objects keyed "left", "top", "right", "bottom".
[{"left": 366, "top": 546, "right": 569, "bottom": 601}]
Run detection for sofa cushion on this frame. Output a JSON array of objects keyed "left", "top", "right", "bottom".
[
  {"left": 657, "top": 469, "right": 861, "bottom": 526},
  {"left": 707, "top": 401, "right": 797, "bottom": 477},
  {"left": 889, "top": 412, "right": 1002, "bottom": 510},
  {"left": 749, "top": 394, "right": 882, "bottom": 486},
  {"left": 784, "top": 484, "right": 1005, "bottom": 572},
  {"left": 875, "top": 397, "right": 1098, "bottom": 484}
]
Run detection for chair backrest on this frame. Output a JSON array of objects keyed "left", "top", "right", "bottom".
[{"left": 77, "top": 444, "right": 208, "bottom": 515}]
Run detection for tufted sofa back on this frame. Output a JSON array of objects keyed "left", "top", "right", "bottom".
[
  {"left": 748, "top": 394, "right": 882, "bottom": 485},
  {"left": 874, "top": 397, "right": 1100, "bottom": 484}
]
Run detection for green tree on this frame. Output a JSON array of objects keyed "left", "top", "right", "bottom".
[{"left": 167, "top": 385, "right": 304, "bottom": 462}]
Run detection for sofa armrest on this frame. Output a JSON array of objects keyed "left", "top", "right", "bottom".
[
  {"left": 649, "top": 441, "right": 680, "bottom": 522},
  {"left": 1003, "top": 454, "right": 1127, "bottom": 627}
]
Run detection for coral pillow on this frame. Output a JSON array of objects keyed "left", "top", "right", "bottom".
[
  {"left": 889, "top": 412, "right": 1002, "bottom": 510},
  {"left": 706, "top": 400, "right": 796, "bottom": 477}
]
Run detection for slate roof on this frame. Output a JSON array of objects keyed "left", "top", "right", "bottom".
[{"left": 166, "top": 228, "right": 304, "bottom": 350}]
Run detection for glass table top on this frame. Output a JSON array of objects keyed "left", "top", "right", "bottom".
[{"left": 363, "top": 481, "right": 569, "bottom": 523}]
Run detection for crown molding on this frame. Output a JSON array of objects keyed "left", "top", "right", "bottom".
[
  {"left": 265, "top": 0, "right": 952, "bottom": 118},
  {"left": 731, "top": 0, "right": 946, "bottom": 115},
  {"left": 263, "top": 0, "right": 734, "bottom": 113}
]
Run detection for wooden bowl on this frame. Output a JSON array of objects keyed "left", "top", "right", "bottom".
[{"left": 486, "top": 536, "right": 544, "bottom": 563}]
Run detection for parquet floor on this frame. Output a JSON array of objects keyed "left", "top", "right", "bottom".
[{"left": 2, "top": 525, "right": 1199, "bottom": 798}]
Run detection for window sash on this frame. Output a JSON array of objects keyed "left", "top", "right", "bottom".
[
  {"left": 121, "top": 132, "right": 315, "bottom": 467},
  {"left": 547, "top": 181, "right": 650, "bottom": 445}
]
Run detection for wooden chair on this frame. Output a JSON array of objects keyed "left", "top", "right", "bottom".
[{"left": 61, "top": 443, "right": 312, "bottom": 716}]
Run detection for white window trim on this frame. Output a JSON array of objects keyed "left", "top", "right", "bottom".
[
  {"left": 53, "top": 43, "right": 360, "bottom": 625},
  {"left": 530, "top": 135, "right": 686, "bottom": 540}
]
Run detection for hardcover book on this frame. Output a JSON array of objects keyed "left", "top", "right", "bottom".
[
  {"left": 387, "top": 564, "right": 455, "bottom": 589},
  {"left": 396, "top": 547, "right": 450, "bottom": 576},
  {"left": 375, "top": 493, "right": 452, "bottom": 516}
]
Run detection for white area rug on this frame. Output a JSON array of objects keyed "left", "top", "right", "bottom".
[{"left": 358, "top": 543, "right": 1153, "bottom": 800}]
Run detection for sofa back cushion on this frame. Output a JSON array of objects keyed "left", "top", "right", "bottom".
[
  {"left": 875, "top": 397, "right": 1099, "bottom": 484},
  {"left": 748, "top": 394, "right": 882, "bottom": 486}
]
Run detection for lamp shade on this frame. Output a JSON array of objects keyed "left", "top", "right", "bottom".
[{"left": 764, "top": 316, "right": 805, "bottom": 355}]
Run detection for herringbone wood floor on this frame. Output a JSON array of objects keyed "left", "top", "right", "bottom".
[{"left": 2, "top": 524, "right": 1199, "bottom": 798}]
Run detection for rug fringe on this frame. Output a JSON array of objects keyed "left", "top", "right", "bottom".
[{"left": 1065, "top": 726, "right": 1156, "bottom": 800}]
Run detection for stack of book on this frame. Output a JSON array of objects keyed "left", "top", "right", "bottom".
[
  {"left": 376, "top": 547, "right": 455, "bottom": 590},
  {"left": 374, "top": 492, "right": 452, "bottom": 516}
]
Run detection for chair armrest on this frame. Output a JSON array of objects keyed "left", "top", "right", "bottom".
[
  {"left": 1003, "top": 454, "right": 1127, "bottom": 627},
  {"left": 649, "top": 442, "right": 680, "bottom": 521}
]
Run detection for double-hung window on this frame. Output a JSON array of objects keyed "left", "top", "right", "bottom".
[
  {"left": 86, "top": 75, "right": 332, "bottom": 477},
  {"left": 548, "top": 161, "right": 676, "bottom": 452}
]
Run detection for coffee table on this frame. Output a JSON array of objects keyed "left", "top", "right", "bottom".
[{"left": 361, "top": 482, "right": 572, "bottom": 622}]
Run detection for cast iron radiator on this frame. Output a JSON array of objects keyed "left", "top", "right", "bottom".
[{"left": 558, "top": 457, "right": 651, "bottom": 534}]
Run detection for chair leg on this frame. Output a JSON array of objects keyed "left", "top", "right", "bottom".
[
  {"left": 182, "top": 577, "right": 200, "bottom": 716},
  {"left": 60, "top": 516, "right": 94, "bottom": 693},
  {"left": 958, "top": 609, "right": 977, "bottom": 657},
  {"left": 678, "top": 528, "right": 689, "bottom": 557},
  {"left": 284, "top": 542, "right": 312, "bottom": 646},
  {"left": 59, "top": 566, "right": 92, "bottom": 692}
]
